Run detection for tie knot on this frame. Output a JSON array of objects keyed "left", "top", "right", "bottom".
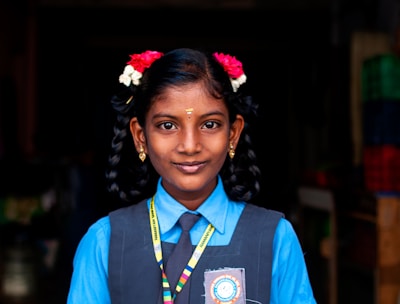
[{"left": 179, "top": 213, "right": 200, "bottom": 232}]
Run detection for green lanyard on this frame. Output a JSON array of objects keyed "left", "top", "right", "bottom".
[{"left": 149, "top": 196, "right": 215, "bottom": 303}]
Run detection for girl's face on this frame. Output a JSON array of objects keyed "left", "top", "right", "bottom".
[{"left": 130, "top": 83, "right": 244, "bottom": 209}]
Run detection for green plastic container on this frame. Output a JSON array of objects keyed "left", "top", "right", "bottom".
[{"left": 361, "top": 54, "right": 400, "bottom": 101}]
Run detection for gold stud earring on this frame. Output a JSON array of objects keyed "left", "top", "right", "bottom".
[
  {"left": 228, "top": 143, "right": 235, "bottom": 159},
  {"left": 138, "top": 146, "right": 146, "bottom": 162}
]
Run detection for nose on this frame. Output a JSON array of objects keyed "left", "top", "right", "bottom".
[{"left": 176, "top": 128, "right": 201, "bottom": 155}]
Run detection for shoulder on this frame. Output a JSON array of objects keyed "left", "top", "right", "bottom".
[
  {"left": 72, "top": 216, "right": 111, "bottom": 268},
  {"left": 273, "top": 216, "right": 302, "bottom": 251},
  {"left": 109, "top": 199, "right": 148, "bottom": 218},
  {"left": 109, "top": 199, "right": 149, "bottom": 231},
  {"left": 82, "top": 216, "right": 111, "bottom": 245},
  {"left": 238, "top": 204, "right": 285, "bottom": 237},
  {"left": 244, "top": 203, "right": 285, "bottom": 221}
]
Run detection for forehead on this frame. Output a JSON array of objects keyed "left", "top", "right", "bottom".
[{"left": 150, "top": 83, "right": 227, "bottom": 113}]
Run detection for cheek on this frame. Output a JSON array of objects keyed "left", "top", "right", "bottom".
[
  {"left": 146, "top": 140, "right": 171, "bottom": 163},
  {"left": 211, "top": 140, "right": 229, "bottom": 160}
]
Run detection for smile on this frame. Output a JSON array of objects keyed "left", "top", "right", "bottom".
[{"left": 174, "top": 161, "right": 206, "bottom": 174}]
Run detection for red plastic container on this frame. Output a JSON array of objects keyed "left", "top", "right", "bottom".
[{"left": 363, "top": 145, "right": 400, "bottom": 191}]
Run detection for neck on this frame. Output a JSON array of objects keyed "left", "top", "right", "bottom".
[
  {"left": 160, "top": 178, "right": 218, "bottom": 211},
  {"left": 178, "top": 198, "right": 205, "bottom": 211}
]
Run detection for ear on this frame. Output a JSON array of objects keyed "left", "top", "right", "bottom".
[
  {"left": 229, "top": 114, "right": 245, "bottom": 148},
  {"left": 129, "top": 117, "right": 146, "bottom": 153}
]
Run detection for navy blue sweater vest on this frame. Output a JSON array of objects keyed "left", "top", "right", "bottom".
[{"left": 108, "top": 200, "right": 283, "bottom": 303}]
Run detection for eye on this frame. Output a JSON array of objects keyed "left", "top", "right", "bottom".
[
  {"left": 158, "top": 121, "right": 176, "bottom": 130},
  {"left": 202, "top": 121, "right": 220, "bottom": 129}
]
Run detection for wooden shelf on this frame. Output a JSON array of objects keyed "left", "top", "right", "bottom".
[{"left": 298, "top": 186, "right": 400, "bottom": 304}]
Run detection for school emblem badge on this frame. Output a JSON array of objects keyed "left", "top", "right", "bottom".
[{"left": 204, "top": 268, "right": 246, "bottom": 304}]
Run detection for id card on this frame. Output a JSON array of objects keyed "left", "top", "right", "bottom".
[{"left": 204, "top": 268, "right": 246, "bottom": 304}]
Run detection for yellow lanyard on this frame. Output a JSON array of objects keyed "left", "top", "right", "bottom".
[{"left": 149, "top": 196, "right": 215, "bottom": 303}]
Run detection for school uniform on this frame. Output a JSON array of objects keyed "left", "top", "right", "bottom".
[{"left": 67, "top": 176, "right": 316, "bottom": 304}]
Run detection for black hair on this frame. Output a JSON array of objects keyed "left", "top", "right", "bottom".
[{"left": 106, "top": 48, "right": 261, "bottom": 204}]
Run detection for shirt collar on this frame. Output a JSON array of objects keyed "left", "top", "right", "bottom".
[{"left": 153, "top": 176, "right": 228, "bottom": 235}]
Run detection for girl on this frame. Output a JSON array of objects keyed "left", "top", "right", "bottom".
[{"left": 67, "top": 48, "right": 316, "bottom": 303}]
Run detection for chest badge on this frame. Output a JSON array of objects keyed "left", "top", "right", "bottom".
[{"left": 204, "top": 268, "right": 246, "bottom": 304}]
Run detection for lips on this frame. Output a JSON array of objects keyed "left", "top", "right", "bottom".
[{"left": 174, "top": 161, "right": 206, "bottom": 174}]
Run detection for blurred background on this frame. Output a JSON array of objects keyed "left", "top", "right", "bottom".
[{"left": 0, "top": 0, "right": 399, "bottom": 303}]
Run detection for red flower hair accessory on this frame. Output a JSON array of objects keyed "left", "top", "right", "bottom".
[
  {"left": 213, "top": 52, "right": 247, "bottom": 92},
  {"left": 119, "top": 50, "right": 164, "bottom": 86}
]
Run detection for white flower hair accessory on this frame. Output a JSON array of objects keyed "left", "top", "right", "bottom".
[
  {"left": 213, "top": 52, "right": 247, "bottom": 92},
  {"left": 119, "top": 50, "right": 164, "bottom": 87}
]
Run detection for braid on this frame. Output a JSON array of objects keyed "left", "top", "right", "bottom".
[
  {"left": 106, "top": 89, "right": 160, "bottom": 204},
  {"left": 222, "top": 128, "right": 261, "bottom": 202},
  {"left": 105, "top": 111, "right": 158, "bottom": 203},
  {"left": 105, "top": 113, "right": 131, "bottom": 202},
  {"left": 222, "top": 93, "right": 261, "bottom": 202}
]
